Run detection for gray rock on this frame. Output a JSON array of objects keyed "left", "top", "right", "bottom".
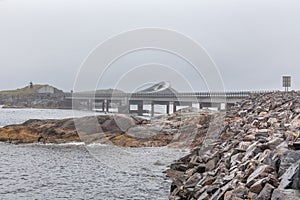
[
  {"left": 249, "top": 178, "right": 268, "bottom": 194},
  {"left": 246, "top": 165, "right": 274, "bottom": 186},
  {"left": 209, "top": 181, "right": 234, "bottom": 200},
  {"left": 242, "top": 141, "right": 259, "bottom": 162},
  {"left": 205, "top": 157, "right": 219, "bottom": 171},
  {"left": 279, "top": 151, "right": 300, "bottom": 176},
  {"left": 184, "top": 173, "right": 201, "bottom": 188},
  {"left": 291, "top": 114, "right": 300, "bottom": 129},
  {"left": 239, "top": 110, "right": 248, "bottom": 117},
  {"left": 255, "top": 129, "right": 269, "bottom": 139},
  {"left": 230, "top": 184, "right": 248, "bottom": 198},
  {"left": 197, "top": 191, "right": 209, "bottom": 200},
  {"left": 268, "top": 118, "right": 278, "bottom": 125},
  {"left": 279, "top": 160, "right": 300, "bottom": 189},
  {"left": 271, "top": 189, "right": 300, "bottom": 200},
  {"left": 267, "top": 137, "right": 284, "bottom": 150},
  {"left": 237, "top": 141, "right": 252, "bottom": 151},
  {"left": 295, "top": 108, "right": 300, "bottom": 114},
  {"left": 256, "top": 183, "right": 275, "bottom": 200}
]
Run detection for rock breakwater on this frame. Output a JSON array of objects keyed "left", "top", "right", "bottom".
[{"left": 167, "top": 92, "right": 300, "bottom": 200}]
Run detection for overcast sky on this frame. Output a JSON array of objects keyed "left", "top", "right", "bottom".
[{"left": 0, "top": 0, "right": 300, "bottom": 92}]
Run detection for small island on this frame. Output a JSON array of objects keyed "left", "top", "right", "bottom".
[{"left": 0, "top": 82, "right": 71, "bottom": 109}]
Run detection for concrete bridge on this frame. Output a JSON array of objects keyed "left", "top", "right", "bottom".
[{"left": 68, "top": 89, "right": 275, "bottom": 116}]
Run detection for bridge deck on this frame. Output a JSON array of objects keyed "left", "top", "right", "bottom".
[{"left": 68, "top": 90, "right": 276, "bottom": 99}]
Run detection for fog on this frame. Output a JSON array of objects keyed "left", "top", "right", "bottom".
[{"left": 0, "top": 0, "right": 300, "bottom": 92}]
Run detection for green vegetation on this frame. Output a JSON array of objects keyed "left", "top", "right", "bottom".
[{"left": 0, "top": 84, "right": 50, "bottom": 95}]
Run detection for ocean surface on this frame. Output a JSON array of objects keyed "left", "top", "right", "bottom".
[
  {"left": 0, "top": 108, "right": 187, "bottom": 200},
  {"left": 0, "top": 108, "right": 96, "bottom": 128}
]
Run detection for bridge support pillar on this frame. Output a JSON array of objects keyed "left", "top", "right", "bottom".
[
  {"left": 68, "top": 91, "right": 251, "bottom": 112},
  {"left": 102, "top": 100, "right": 105, "bottom": 112},
  {"left": 129, "top": 100, "right": 144, "bottom": 115},
  {"left": 199, "top": 102, "right": 203, "bottom": 109},
  {"left": 173, "top": 101, "right": 179, "bottom": 113},
  {"left": 137, "top": 102, "right": 143, "bottom": 116},
  {"left": 215, "top": 102, "right": 221, "bottom": 110},
  {"left": 106, "top": 100, "right": 111, "bottom": 112},
  {"left": 151, "top": 101, "right": 154, "bottom": 117},
  {"left": 87, "top": 99, "right": 93, "bottom": 111},
  {"left": 166, "top": 102, "right": 170, "bottom": 114},
  {"left": 94, "top": 99, "right": 105, "bottom": 112}
]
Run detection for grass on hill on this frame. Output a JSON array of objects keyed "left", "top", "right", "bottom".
[{"left": 0, "top": 84, "right": 50, "bottom": 95}]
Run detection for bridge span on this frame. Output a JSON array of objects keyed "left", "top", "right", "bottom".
[{"left": 68, "top": 90, "right": 275, "bottom": 116}]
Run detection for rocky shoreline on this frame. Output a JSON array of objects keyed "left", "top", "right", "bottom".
[
  {"left": 167, "top": 92, "right": 300, "bottom": 200},
  {"left": 0, "top": 108, "right": 213, "bottom": 148}
]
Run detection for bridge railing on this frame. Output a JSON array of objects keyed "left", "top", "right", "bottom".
[{"left": 71, "top": 90, "right": 278, "bottom": 99}]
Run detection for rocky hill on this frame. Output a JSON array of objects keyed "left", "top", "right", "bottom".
[
  {"left": 167, "top": 92, "right": 300, "bottom": 200},
  {"left": 0, "top": 84, "right": 64, "bottom": 95},
  {"left": 0, "top": 84, "right": 69, "bottom": 108}
]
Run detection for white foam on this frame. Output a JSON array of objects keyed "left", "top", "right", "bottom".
[
  {"left": 57, "top": 142, "right": 85, "bottom": 146},
  {"left": 86, "top": 143, "right": 112, "bottom": 147},
  {"left": 31, "top": 142, "right": 85, "bottom": 146}
]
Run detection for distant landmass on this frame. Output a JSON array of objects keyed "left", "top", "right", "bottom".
[
  {"left": 0, "top": 84, "right": 64, "bottom": 95},
  {"left": 0, "top": 83, "right": 127, "bottom": 109},
  {"left": 0, "top": 83, "right": 70, "bottom": 109}
]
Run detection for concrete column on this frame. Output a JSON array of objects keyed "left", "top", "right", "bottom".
[
  {"left": 128, "top": 100, "right": 132, "bottom": 113},
  {"left": 151, "top": 101, "right": 154, "bottom": 117},
  {"left": 216, "top": 103, "right": 221, "bottom": 110},
  {"left": 199, "top": 102, "right": 203, "bottom": 109},
  {"left": 87, "top": 99, "right": 92, "bottom": 110},
  {"left": 166, "top": 102, "right": 170, "bottom": 114},
  {"left": 137, "top": 101, "right": 143, "bottom": 116},
  {"left": 102, "top": 100, "right": 105, "bottom": 111},
  {"left": 106, "top": 100, "right": 110, "bottom": 112},
  {"left": 173, "top": 102, "right": 177, "bottom": 113},
  {"left": 128, "top": 103, "right": 130, "bottom": 113}
]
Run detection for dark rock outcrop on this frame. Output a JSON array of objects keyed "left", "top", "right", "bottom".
[{"left": 0, "top": 109, "right": 214, "bottom": 148}]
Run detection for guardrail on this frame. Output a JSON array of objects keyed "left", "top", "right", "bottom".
[{"left": 70, "top": 90, "right": 278, "bottom": 99}]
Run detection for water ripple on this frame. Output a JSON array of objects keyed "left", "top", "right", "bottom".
[{"left": 0, "top": 143, "right": 187, "bottom": 199}]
